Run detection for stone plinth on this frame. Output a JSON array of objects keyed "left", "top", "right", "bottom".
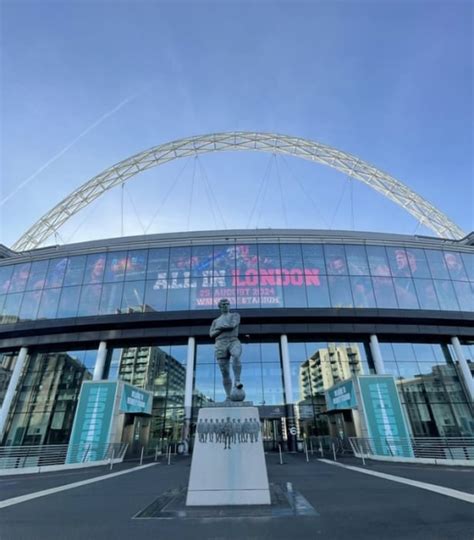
[{"left": 186, "top": 405, "right": 270, "bottom": 506}]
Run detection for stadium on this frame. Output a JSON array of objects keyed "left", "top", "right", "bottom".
[{"left": 0, "top": 133, "right": 473, "bottom": 461}]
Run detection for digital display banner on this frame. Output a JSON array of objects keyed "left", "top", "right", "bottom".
[
  {"left": 326, "top": 379, "right": 357, "bottom": 411},
  {"left": 119, "top": 382, "right": 153, "bottom": 414},
  {"left": 66, "top": 382, "right": 117, "bottom": 464},
  {"left": 358, "top": 376, "right": 413, "bottom": 458}
]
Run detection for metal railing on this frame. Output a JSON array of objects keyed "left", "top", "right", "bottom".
[
  {"left": 0, "top": 442, "right": 128, "bottom": 471},
  {"left": 349, "top": 437, "right": 474, "bottom": 462}
]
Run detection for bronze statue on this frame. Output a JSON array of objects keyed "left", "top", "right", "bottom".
[{"left": 210, "top": 299, "right": 245, "bottom": 401}]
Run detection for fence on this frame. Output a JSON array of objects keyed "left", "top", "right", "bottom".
[
  {"left": 0, "top": 442, "right": 128, "bottom": 473},
  {"left": 349, "top": 437, "right": 474, "bottom": 465}
]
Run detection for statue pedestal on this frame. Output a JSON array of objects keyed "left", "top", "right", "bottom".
[{"left": 186, "top": 405, "right": 271, "bottom": 506}]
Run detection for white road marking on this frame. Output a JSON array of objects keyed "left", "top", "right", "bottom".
[
  {"left": 0, "top": 463, "right": 157, "bottom": 509},
  {"left": 319, "top": 459, "right": 474, "bottom": 504}
]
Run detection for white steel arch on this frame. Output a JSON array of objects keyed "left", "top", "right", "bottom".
[{"left": 13, "top": 132, "right": 465, "bottom": 251}]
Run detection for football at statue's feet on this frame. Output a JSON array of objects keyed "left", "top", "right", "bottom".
[{"left": 230, "top": 386, "right": 246, "bottom": 401}]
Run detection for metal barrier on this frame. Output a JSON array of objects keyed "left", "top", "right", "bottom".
[
  {"left": 348, "top": 437, "right": 474, "bottom": 464},
  {"left": 0, "top": 442, "right": 128, "bottom": 472}
]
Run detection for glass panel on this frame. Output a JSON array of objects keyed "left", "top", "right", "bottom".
[
  {"left": 393, "top": 277, "right": 419, "bottom": 309},
  {"left": 282, "top": 273, "right": 307, "bottom": 308},
  {"left": 18, "top": 291, "right": 41, "bottom": 320},
  {"left": 433, "top": 280, "right": 460, "bottom": 311},
  {"left": 345, "top": 245, "right": 370, "bottom": 276},
  {"left": 259, "top": 281, "right": 283, "bottom": 308},
  {"left": 262, "top": 363, "right": 284, "bottom": 405},
  {"left": 124, "top": 250, "right": 148, "bottom": 281},
  {"left": 191, "top": 278, "right": 214, "bottom": 310},
  {"left": 194, "top": 363, "right": 216, "bottom": 404},
  {"left": 37, "top": 288, "right": 60, "bottom": 319},
  {"left": 63, "top": 255, "right": 86, "bottom": 286},
  {"left": 302, "top": 244, "right": 325, "bottom": 273},
  {"left": 306, "top": 275, "right": 330, "bottom": 307},
  {"left": 443, "top": 251, "right": 468, "bottom": 281},
  {"left": 2, "top": 350, "right": 94, "bottom": 446},
  {"left": 237, "top": 281, "right": 260, "bottom": 308},
  {"left": 44, "top": 258, "right": 68, "bottom": 288},
  {"left": 144, "top": 280, "right": 167, "bottom": 312},
  {"left": 99, "top": 282, "right": 124, "bottom": 315},
  {"left": 385, "top": 246, "right": 412, "bottom": 277},
  {"left": 2, "top": 293, "right": 23, "bottom": 322},
  {"left": 328, "top": 276, "right": 353, "bottom": 307},
  {"left": 166, "top": 284, "right": 190, "bottom": 311},
  {"left": 57, "top": 286, "right": 81, "bottom": 318},
  {"left": 414, "top": 279, "right": 440, "bottom": 310},
  {"left": 9, "top": 263, "right": 31, "bottom": 293},
  {"left": 83, "top": 253, "right": 106, "bottom": 284},
  {"left": 258, "top": 244, "right": 281, "bottom": 271},
  {"left": 213, "top": 244, "right": 236, "bottom": 276},
  {"left": 191, "top": 245, "right": 214, "bottom": 277},
  {"left": 260, "top": 342, "right": 280, "bottom": 362},
  {"left": 121, "top": 281, "right": 145, "bottom": 313},
  {"left": 104, "top": 251, "right": 128, "bottom": 282},
  {"left": 147, "top": 248, "right": 169, "bottom": 280},
  {"left": 280, "top": 243, "right": 303, "bottom": 268},
  {"left": 0, "top": 266, "right": 13, "bottom": 294},
  {"left": 366, "top": 246, "right": 390, "bottom": 276},
  {"left": 453, "top": 281, "right": 474, "bottom": 311},
  {"left": 25, "top": 260, "right": 49, "bottom": 291},
  {"left": 0, "top": 352, "right": 18, "bottom": 407},
  {"left": 425, "top": 249, "right": 449, "bottom": 279},
  {"left": 324, "top": 245, "right": 348, "bottom": 275},
  {"left": 195, "top": 344, "right": 215, "bottom": 364},
  {"left": 77, "top": 284, "right": 102, "bottom": 316},
  {"left": 406, "top": 248, "right": 431, "bottom": 278},
  {"left": 234, "top": 244, "right": 258, "bottom": 274},
  {"left": 351, "top": 276, "right": 376, "bottom": 308},
  {"left": 372, "top": 276, "right": 398, "bottom": 308},
  {"left": 169, "top": 246, "right": 191, "bottom": 273},
  {"left": 461, "top": 252, "right": 474, "bottom": 281}
]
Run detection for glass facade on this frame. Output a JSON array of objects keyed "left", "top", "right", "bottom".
[
  {"left": 380, "top": 343, "right": 473, "bottom": 437},
  {"left": 288, "top": 341, "right": 374, "bottom": 439},
  {"left": 0, "top": 243, "right": 472, "bottom": 323},
  {"left": 1, "top": 350, "right": 96, "bottom": 446},
  {"left": 106, "top": 344, "right": 187, "bottom": 450}
]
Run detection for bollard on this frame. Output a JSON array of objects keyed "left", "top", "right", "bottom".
[
  {"left": 332, "top": 442, "right": 337, "bottom": 461},
  {"left": 278, "top": 444, "right": 283, "bottom": 465},
  {"left": 109, "top": 449, "right": 115, "bottom": 471},
  {"left": 319, "top": 442, "right": 324, "bottom": 457},
  {"left": 361, "top": 451, "right": 366, "bottom": 466},
  {"left": 304, "top": 440, "right": 309, "bottom": 463},
  {"left": 140, "top": 446, "right": 144, "bottom": 466},
  {"left": 154, "top": 444, "right": 159, "bottom": 462},
  {"left": 167, "top": 445, "right": 171, "bottom": 465},
  {"left": 310, "top": 439, "right": 314, "bottom": 455}
]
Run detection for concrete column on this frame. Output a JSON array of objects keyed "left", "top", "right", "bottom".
[
  {"left": 280, "top": 334, "right": 297, "bottom": 451},
  {"left": 182, "top": 337, "right": 196, "bottom": 446},
  {"left": 369, "top": 334, "right": 385, "bottom": 375},
  {"left": 451, "top": 337, "right": 474, "bottom": 402},
  {"left": 93, "top": 341, "right": 107, "bottom": 381},
  {"left": 0, "top": 347, "right": 28, "bottom": 442}
]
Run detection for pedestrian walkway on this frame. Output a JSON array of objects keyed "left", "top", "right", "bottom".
[{"left": 0, "top": 454, "right": 472, "bottom": 540}]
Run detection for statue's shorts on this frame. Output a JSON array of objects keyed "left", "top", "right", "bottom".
[{"left": 215, "top": 338, "right": 242, "bottom": 364}]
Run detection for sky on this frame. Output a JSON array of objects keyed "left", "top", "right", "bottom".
[{"left": 1, "top": 0, "right": 472, "bottom": 250}]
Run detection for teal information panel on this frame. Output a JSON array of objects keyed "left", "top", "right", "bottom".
[
  {"left": 66, "top": 382, "right": 117, "bottom": 464},
  {"left": 358, "top": 376, "right": 413, "bottom": 457},
  {"left": 119, "top": 383, "right": 153, "bottom": 414},
  {"left": 326, "top": 379, "right": 357, "bottom": 411}
]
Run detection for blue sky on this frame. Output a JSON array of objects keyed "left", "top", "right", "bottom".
[{"left": 1, "top": 0, "right": 472, "bottom": 248}]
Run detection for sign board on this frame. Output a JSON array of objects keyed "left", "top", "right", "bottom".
[
  {"left": 357, "top": 376, "right": 413, "bottom": 457},
  {"left": 119, "top": 382, "right": 153, "bottom": 415},
  {"left": 326, "top": 379, "right": 357, "bottom": 411},
  {"left": 66, "top": 381, "right": 117, "bottom": 464}
]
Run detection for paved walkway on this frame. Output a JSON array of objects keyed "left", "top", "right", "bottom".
[{"left": 0, "top": 454, "right": 472, "bottom": 540}]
